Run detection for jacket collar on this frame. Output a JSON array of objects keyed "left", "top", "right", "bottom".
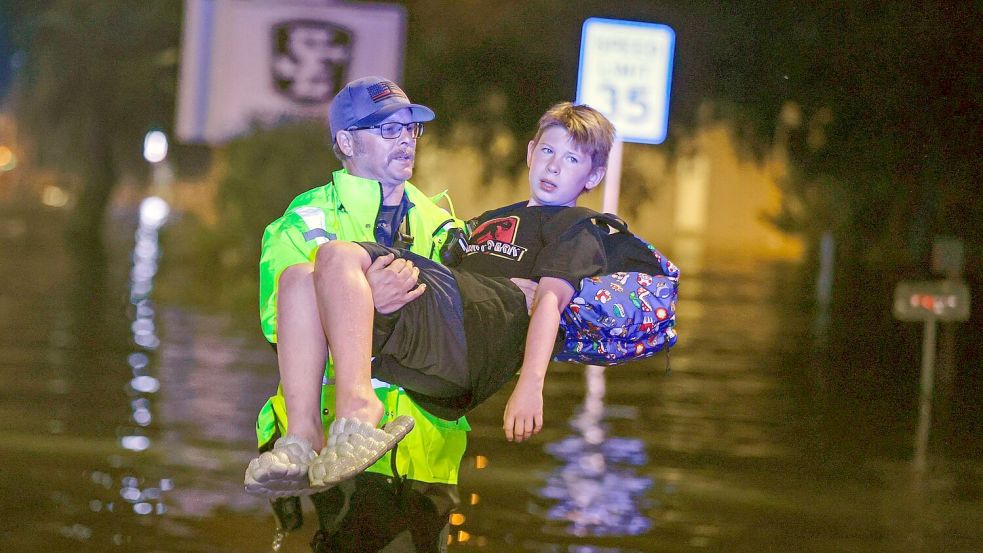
[{"left": 332, "top": 168, "right": 418, "bottom": 218}]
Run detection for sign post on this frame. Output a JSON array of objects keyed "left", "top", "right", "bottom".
[
  {"left": 575, "top": 18, "right": 676, "bottom": 400},
  {"left": 576, "top": 17, "right": 675, "bottom": 214},
  {"left": 893, "top": 279, "right": 970, "bottom": 471}
]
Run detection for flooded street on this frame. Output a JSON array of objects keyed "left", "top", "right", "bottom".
[{"left": 1, "top": 207, "right": 980, "bottom": 553}]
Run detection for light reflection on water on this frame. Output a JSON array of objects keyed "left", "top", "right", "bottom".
[
  {"left": 115, "top": 197, "right": 170, "bottom": 522},
  {"left": 0, "top": 206, "right": 284, "bottom": 552},
  {"left": 538, "top": 366, "right": 653, "bottom": 540}
]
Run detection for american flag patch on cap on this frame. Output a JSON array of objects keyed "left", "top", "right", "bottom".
[{"left": 367, "top": 81, "right": 407, "bottom": 102}]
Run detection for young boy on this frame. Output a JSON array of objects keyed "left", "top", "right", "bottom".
[{"left": 246, "top": 102, "right": 616, "bottom": 497}]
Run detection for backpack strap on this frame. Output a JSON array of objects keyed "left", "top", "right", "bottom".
[
  {"left": 551, "top": 207, "right": 672, "bottom": 278},
  {"left": 590, "top": 212, "right": 631, "bottom": 235},
  {"left": 548, "top": 206, "right": 631, "bottom": 241}
]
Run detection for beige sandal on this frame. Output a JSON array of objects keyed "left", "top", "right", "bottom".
[
  {"left": 244, "top": 435, "right": 329, "bottom": 498},
  {"left": 308, "top": 416, "right": 415, "bottom": 487}
]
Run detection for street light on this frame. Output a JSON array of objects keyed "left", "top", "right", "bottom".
[
  {"left": 143, "top": 130, "right": 168, "bottom": 163},
  {"left": 140, "top": 130, "right": 172, "bottom": 228}
]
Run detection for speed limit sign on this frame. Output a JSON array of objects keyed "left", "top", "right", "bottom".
[{"left": 576, "top": 18, "right": 675, "bottom": 144}]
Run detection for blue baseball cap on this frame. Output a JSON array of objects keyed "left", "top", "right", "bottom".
[{"left": 328, "top": 76, "right": 435, "bottom": 139}]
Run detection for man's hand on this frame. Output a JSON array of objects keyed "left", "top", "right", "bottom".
[
  {"left": 366, "top": 253, "right": 426, "bottom": 314},
  {"left": 503, "top": 379, "right": 544, "bottom": 442}
]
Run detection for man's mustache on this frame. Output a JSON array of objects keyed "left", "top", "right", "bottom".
[{"left": 388, "top": 149, "right": 415, "bottom": 162}]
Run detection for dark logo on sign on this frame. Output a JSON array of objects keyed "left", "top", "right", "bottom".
[{"left": 272, "top": 20, "right": 352, "bottom": 104}]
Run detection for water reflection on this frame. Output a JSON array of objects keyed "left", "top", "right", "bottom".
[
  {"left": 113, "top": 196, "right": 171, "bottom": 519},
  {"left": 3, "top": 205, "right": 982, "bottom": 551},
  {"left": 538, "top": 365, "right": 653, "bottom": 541}
]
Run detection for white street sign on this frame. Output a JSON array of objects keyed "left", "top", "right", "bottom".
[
  {"left": 576, "top": 18, "right": 675, "bottom": 144},
  {"left": 176, "top": 0, "right": 406, "bottom": 144}
]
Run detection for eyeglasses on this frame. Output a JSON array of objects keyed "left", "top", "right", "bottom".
[{"left": 347, "top": 121, "right": 425, "bottom": 139}]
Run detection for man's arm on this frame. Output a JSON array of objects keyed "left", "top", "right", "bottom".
[{"left": 503, "top": 276, "right": 574, "bottom": 442}]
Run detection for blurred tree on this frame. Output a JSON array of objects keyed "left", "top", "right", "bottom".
[
  {"left": 398, "top": 0, "right": 979, "bottom": 276},
  {"left": 728, "top": 2, "right": 981, "bottom": 269},
  {"left": 0, "top": 15, "right": 14, "bottom": 98},
  {"left": 5, "top": 0, "right": 973, "bottom": 324},
  {"left": 154, "top": 121, "right": 338, "bottom": 311},
  {"left": 216, "top": 121, "right": 338, "bottom": 269},
  {"left": 6, "top": 0, "right": 181, "bottom": 242},
  {"left": 1, "top": 0, "right": 971, "bottom": 413},
  {"left": 395, "top": 1, "right": 981, "bottom": 381}
]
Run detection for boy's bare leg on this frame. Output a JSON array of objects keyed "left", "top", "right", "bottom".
[
  {"left": 244, "top": 263, "right": 329, "bottom": 497},
  {"left": 276, "top": 263, "right": 329, "bottom": 451},
  {"left": 313, "top": 241, "right": 384, "bottom": 427},
  {"left": 246, "top": 246, "right": 412, "bottom": 496}
]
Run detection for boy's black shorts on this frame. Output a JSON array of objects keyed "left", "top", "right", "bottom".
[{"left": 356, "top": 242, "right": 529, "bottom": 420}]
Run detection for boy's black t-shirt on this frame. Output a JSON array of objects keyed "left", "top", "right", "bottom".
[
  {"left": 456, "top": 203, "right": 608, "bottom": 288},
  {"left": 435, "top": 203, "right": 608, "bottom": 413}
]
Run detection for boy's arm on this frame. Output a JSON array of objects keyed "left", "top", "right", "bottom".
[{"left": 503, "top": 276, "right": 575, "bottom": 442}]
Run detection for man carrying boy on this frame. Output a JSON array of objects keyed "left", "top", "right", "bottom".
[
  {"left": 247, "top": 101, "right": 617, "bottom": 492},
  {"left": 254, "top": 76, "right": 469, "bottom": 551}
]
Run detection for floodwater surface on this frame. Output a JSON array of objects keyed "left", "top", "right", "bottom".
[{"left": 0, "top": 207, "right": 979, "bottom": 552}]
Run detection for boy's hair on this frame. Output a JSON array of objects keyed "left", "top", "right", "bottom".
[{"left": 532, "top": 102, "right": 616, "bottom": 170}]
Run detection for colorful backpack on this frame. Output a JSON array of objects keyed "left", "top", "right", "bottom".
[
  {"left": 550, "top": 209, "right": 679, "bottom": 366},
  {"left": 443, "top": 204, "right": 679, "bottom": 366}
]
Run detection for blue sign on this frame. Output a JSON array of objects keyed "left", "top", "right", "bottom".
[{"left": 576, "top": 18, "right": 675, "bottom": 144}]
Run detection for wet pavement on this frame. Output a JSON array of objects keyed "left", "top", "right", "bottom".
[{"left": 0, "top": 206, "right": 980, "bottom": 552}]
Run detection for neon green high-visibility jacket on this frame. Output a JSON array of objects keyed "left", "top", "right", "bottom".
[{"left": 256, "top": 169, "right": 469, "bottom": 485}]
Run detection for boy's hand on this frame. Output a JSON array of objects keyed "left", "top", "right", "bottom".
[
  {"left": 367, "top": 253, "right": 426, "bottom": 314},
  {"left": 503, "top": 379, "right": 544, "bottom": 442}
]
